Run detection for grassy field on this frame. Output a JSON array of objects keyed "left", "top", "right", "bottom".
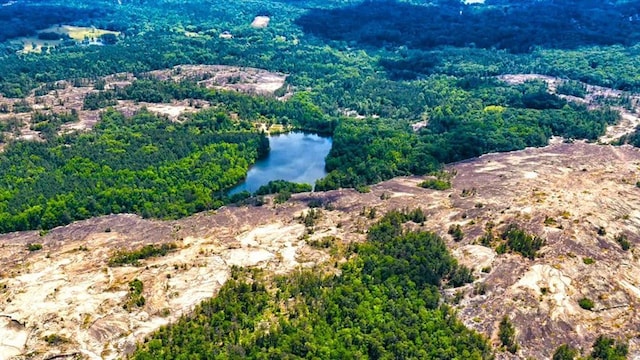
[
  {"left": 13, "top": 25, "right": 120, "bottom": 53},
  {"left": 40, "top": 25, "right": 120, "bottom": 41},
  {"left": 12, "top": 37, "right": 62, "bottom": 53}
]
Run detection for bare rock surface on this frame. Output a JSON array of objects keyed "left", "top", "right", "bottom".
[
  {"left": 1, "top": 142, "right": 640, "bottom": 359},
  {"left": 447, "top": 143, "right": 640, "bottom": 359}
]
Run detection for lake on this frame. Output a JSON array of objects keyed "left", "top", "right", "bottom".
[{"left": 229, "top": 132, "right": 332, "bottom": 195}]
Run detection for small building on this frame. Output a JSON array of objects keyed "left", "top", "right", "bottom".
[{"left": 219, "top": 31, "right": 233, "bottom": 39}]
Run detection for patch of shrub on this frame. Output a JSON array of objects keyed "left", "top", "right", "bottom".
[
  {"left": 615, "top": 233, "right": 631, "bottom": 251},
  {"left": 498, "top": 315, "right": 518, "bottom": 354},
  {"left": 500, "top": 224, "right": 545, "bottom": 259},
  {"left": 43, "top": 333, "right": 69, "bottom": 345},
  {"left": 479, "top": 230, "right": 493, "bottom": 247},
  {"left": 448, "top": 224, "right": 464, "bottom": 242},
  {"left": 254, "top": 196, "right": 266, "bottom": 206},
  {"left": 228, "top": 190, "right": 251, "bottom": 204},
  {"left": 255, "top": 180, "right": 311, "bottom": 196},
  {"left": 552, "top": 344, "right": 578, "bottom": 360},
  {"left": 591, "top": 335, "right": 628, "bottom": 360},
  {"left": 307, "top": 198, "right": 323, "bottom": 208},
  {"left": 543, "top": 216, "right": 557, "bottom": 226},
  {"left": 473, "top": 282, "right": 487, "bottom": 295},
  {"left": 308, "top": 236, "right": 334, "bottom": 249},
  {"left": 274, "top": 191, "right": 291, "bottom": 204},
  {"left": 460, "top": 188, "right": 476, "bottom": 197},
  {"left": 27, "top": 243, "right": 43, "bottom": 252},
  {"left": 556, "top": 80, "right": 587, "bottom": 98},
  {"left": 108, "top": 243, "right": 178, "bottom": 267},
  {"left": 418, "top": 178, "right": 451, "bottom": 190},
  {"left": 301, "top": 208, "right": 321, "bottom": 227},
  {"left": 578, "top": 297, "right": 594, "bottom": 311},
  {"left": 407, "top": 207, "right": 426, "bottom": 223},
  {"left": 124, "top": 278, "right": 145, "bottom": 310}
]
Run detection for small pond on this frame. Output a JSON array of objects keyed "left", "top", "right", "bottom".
[{"left": 228, "top": 132, "right": 332, "bottom": 195}]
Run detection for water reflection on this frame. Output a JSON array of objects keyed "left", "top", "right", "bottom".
[{"left": 228, "top": 132, "right": 332, "bottom": 195}]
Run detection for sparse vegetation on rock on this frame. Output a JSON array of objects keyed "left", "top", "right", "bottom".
[
  {"left": 27, "top": 243, "right": 43, "bottom": 252},
  {"left": 498, "top": 315, "right": 518, "bottom": 354},
  {"left": 614, "top": 233, "right": 631, "bottom": 251},
  {"left": 1, "top": 143, "right": 640, "bottom": 359},
  {"left": 2, "top": 0, "right": 640, "bottom": 358},
  {"left": 497, "top": 224, "right": 545, "bottom": 260},
  {"left": 590, "top": 335, "right": 628, "bottom": 360},
  {"left": 124, "top": 279, "right": 145, "bottom": 311},
  {"left": 108, "top": 243, "right": 178, "bottom": 267},
  {"left": 552, "top": 344, "right": 578, "bottom": 360},
  {"left": 578, "top": 297, "right": 595, "bottom": 311}
]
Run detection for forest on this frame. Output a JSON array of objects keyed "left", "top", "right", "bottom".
[
  {"left": 0, "top": 1, "right": 108, "bottom": 43},
  {"left": 1, "top": 0, "right": 640, "bottom": 357},
  {"left": 0, "top": 109, "right": 268, "bottom": 232},
  {"left": 298, "top": 0, "right": 640, "bottom": 53},
  {"left": 131, "top": 211, "right": 493, "bottom": 359}
]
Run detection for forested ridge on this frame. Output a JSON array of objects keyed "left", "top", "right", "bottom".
[{"left": 131, "top": 211, "right": 493, "bottom": 359}]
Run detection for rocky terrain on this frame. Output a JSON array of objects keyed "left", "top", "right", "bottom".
[
  {"left": 0, "top": 65, "right": 288, "bottom": 146},
  {"left": 0, "top": 142, "right": 639, "bottom": 359},
  {"left": 449, "top": 143, "right": 640, "bottom": 359}
]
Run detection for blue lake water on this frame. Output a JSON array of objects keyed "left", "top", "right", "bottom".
[{"left": 229, "top": 132, "right": 332, "bottom": 195}]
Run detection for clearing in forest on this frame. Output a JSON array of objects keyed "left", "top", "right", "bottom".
[
  {"left": 39, "top": 25, "right": 120, "bottom": 42},
  {"left": 251, "top": 16, "right": 270, "bottom": 28}
]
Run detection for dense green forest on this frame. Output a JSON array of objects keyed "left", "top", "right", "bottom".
[
  {"left": 0, "top": 109, "right": 267, "bottom": 232},
  {"left": 131, "top": 210, "right": 493, "bottom": 359},
  {"left": 0, "top": 1, "right": 107, "bottom": 43},
  {"left": 297, "top": 0, "right": 640, "bottom": 53}
]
